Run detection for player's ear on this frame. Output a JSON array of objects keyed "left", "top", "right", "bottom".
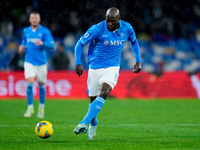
[
  {"left": 38, "top": 14, "right": 41, "bottom": 23},
  {"left": 29, "top": 13, "right": 33, "bottom": 23}
]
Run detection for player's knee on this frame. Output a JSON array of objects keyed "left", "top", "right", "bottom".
[
  {"left": 98, "top": 88, "right": 110, "bottom": 99},
  {"left": 26, "top": 77, "right": 34, "bottom": 83},
  {"left": 98, "top": 82, "right": 112, "bottom": 99}
]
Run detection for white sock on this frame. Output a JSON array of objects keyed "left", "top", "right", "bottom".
[
  {"left": 28, "top": 105, "right": 33, "bottom": 109},
  {"left": 39, "top": 103, "right": 45, "bottom": 109}
]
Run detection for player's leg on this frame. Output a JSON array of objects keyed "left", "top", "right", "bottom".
[
  {"left": 37, "top": 82, "right": 45, "bottom": 118},
  {"left": 74, "top": 67, "right": 119, "bottom": 135},
  {"left": 88, "top": 96, "right": 98, "bottom": 139},
  {"left": 74, "top": 83, "right": 112, "bottom": 135},
  {"left": 82, "top": 83, "right": 112, "bottom": 125},
  {"left": 36, "top": 64, "right": 47, "bottom": 118},
  {"left": 86, "top": 68, "right": 119, "bottom": 138},
  {"left": 90, "top": 96, "right": 96, "bottom": 103},
  {"left": 87, "top": 85, "right": 113, "bottom": 140},
  {"left": 80, "top": 67, "right": 119, "bottom": 127},
  {"left": 82, "top": 83, "right": 111, "bottom": 125},
  {"left": 74, "top": 68, "right": 100, "bottom": 135},
  {"left": 24, "top": 62, "right": 36, "bottom": 118},
  {"left": 90, "top": 96, "right": 98, "bottom": 126}
]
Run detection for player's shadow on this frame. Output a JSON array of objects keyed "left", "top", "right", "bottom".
[{"left": 41, "top": 140, "right": 68, "bottom": 143}]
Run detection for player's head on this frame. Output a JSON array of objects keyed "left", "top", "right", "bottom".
[
  {"left": 29, "top": 12, "right": 41, "bottom": 28},
  {"left": 106, "top": 7, "right": 120, "bottom": 31}
]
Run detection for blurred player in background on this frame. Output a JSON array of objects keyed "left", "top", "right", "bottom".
[
  {"left": 74, "top": 7, "right": 141, "bottom": 139},
  {"left": 19, "top": 12, "right": 54, "bottom": 118}
]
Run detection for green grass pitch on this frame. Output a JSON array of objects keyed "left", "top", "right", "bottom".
[{"left": 0, "top": 98, "right": 200, "bottom": 150}]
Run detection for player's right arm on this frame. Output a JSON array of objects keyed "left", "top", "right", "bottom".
[
  {"left": 19, "top": 29, "right": 26, "bottom": 53},
  {"left": 74, "top": 25, "right": 100, "bottom": 77},
  {"left": 75, "top": 40, "right": 84, "bottom": 77}
]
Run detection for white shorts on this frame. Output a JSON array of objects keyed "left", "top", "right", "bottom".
[
  {"left": 87, "top": 66, "right": 120, "bottom": 96},
  {"left": 24, "top": 62, "right": 47, "bottom": 83}
]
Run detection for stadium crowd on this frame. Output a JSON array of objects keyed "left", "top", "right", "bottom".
[{"left": 0, "top": 0, "right": 200, "bottom": 73}]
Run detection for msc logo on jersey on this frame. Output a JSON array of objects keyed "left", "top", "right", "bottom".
[
  {"left": 103, "top": 40, "right": 124, "bottom": 46},
  {"left": 27, "top": 38, "right": 40, "bottom": 43},
  {"left": 110, "top": 40, "right": 124, "bottom": 46}
]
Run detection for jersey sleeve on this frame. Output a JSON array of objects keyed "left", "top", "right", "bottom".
[
  {"left": 74, "top": 40, "right": 84, "bottom": 65},
  {"left": 128, "top": 24, "right": 141, "bottom": 62},
  {"left": 130, "top": 39, "right": 141, "bottom": 63},
  {"left": 20, "top": 29, "right": 26, "bottom": 46},
  {"left": 127, "top": 25, "right": 136, "bottom": 42},
  {"left": 80, "top": 25, "right": 100, "bottom": 45},
  {"left": 43, "top": 29, "right": 55, "bottom": 49}
]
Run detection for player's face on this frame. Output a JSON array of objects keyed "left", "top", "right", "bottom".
[
  {"left": 106, "top": 16, "right": 119, "bottom": 31},
  {"left": 29, "top": 14, "right": 40, "bottom": 28}
]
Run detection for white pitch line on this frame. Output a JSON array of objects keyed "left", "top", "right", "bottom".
[
  {"left": 102, "top": 124, "right": 200, "bottom": 127},
  {"left": 0, "top": 124, "right": 200, "bottom": 128}
]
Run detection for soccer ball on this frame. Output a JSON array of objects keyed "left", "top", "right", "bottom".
[{"left": 35, "top": 121, "right": 53, "bottom": 139}]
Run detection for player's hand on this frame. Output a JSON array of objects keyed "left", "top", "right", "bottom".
[
  {"left": 35, "top": 39, "right": 43, "bottom": 46},
  {"left": 18, "top": 45, "right": 26, "bottom": 53},
  {"left": 75, "top": 64, "right": 83, "bottom": 77},
  {"left": 133, "top": 62, "right": 141, "bottom": 73}
]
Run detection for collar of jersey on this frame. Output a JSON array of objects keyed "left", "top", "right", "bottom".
[{"left": 104, "top": 20, "right": 123, "bottom": 33}]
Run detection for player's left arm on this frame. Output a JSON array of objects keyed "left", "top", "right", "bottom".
[
  {"left": 35, "top": 29, "right": 55, "bottom": 49},
  {"left": 130, "top": 40, "right": 141, "bottom": 73},
  {"left": 128, "top": 25, "right": 142, "bottom": 73}
]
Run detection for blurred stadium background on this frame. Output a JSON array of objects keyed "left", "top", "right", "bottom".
[
  {"left": 1, "top": 0, "right": 200, "bottom": 99},
  {"left": 1, "top": 2, "right": 200, "bottom": 149}
]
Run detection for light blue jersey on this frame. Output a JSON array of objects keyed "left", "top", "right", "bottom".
[
  {"left": 75, "top": 20, "right": 141, "bottom": 69},
  {"left": 21, "top": 25, "right": 54, "bottom": 66}
]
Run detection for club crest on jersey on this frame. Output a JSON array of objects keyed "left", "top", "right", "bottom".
[
  {"left": 84, "top": 32, "right": 89, "bottom": 39},
  {"left": 120, "top": 33, "right": 124, "bottom": 38},
  {"left": 103, "top": 40, "right": 109, "bottom": 46}
]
